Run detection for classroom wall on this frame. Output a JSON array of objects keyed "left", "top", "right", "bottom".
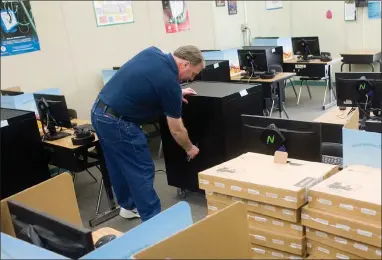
[{"left": 1, "top": 1, "right": 381, "bottom": 119}]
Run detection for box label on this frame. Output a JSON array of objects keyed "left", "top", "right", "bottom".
[
  {"left": 213, "top": 63, "right": 219, "bottom": 69},
  {"left": 354, "top": 243, "right": 368, "bottom": 251},
  {"left": 316, "top": 231, "right": 328, "bottom": 238},
  {"left": 272, "top": 220, "right": 284, "bottom": 227},
  {"left": 217, "top": 193, "right": 227, "bottom": 199},
  {"left": 291, "top": 224, "right": 303, "bottom": 231},
  {"left": 308, "top": 196, "right": 312, "bottom": 202},
  {"left": 294, "top": 177, "right": 315, "bottom": 188},
  {"left": 205, "top": 191, "right": 213, "bottom": 195},
  {"left": 248, "top": 201, "right": 259, "bottom": 207},
  {"left": 339, "top": 203, "right": 354, "bottom": 211},
  {"left": 306, "top": 227, "right": 310, "bottom": 232},
  {"left": 307, "top": 242, "right": 312, "bottom": 248},
  {"left": 282, "top": 209, "right": 294, "bottom": 216},
  {"left": 376, "top": 250, "right": 381, "bottom": 256},
  {"left": 318, "top": 198, "right": 332, "bottom": 206},
  {"left": 254, "top": 216, "right": 267, "bottom": 223},
  {"left": 214, "top": 182, "right": 225, "bottom": 188},
  {"left": 272, "top": 252, "right": 283, "bottom": 258},
  {"left": 266, "top": 192, "right": 278, "bottom": 199},
  {"left": 361, "top": 208, "right": 377, "bottom": 216},
  {"left": 284, "top": 196, "right": 297, "bottom": 202},
  {"left": 291, "top": 243, "right": 302, "bottom": 249},
  {"left": 336, "top": 253, "right": 350, "bottom": 260},
  {"left": 239, "top": 89, "right": 248, "bottom": 97},
  {"left": 272, "top": 239, "right": 285, "bottom": 245},
  {"left": 318, "top": 247, "right": 330, "bottom": 254},
  {"left": 230, "top": 185, "right": 242, "bottom": 192},
  {"left": 336, "top": 224, "right": 350, "bottom": 232},
  {"left": 357, "top": 229, "right": 372, "bottom": 237},
  {"left": 334, "top": 236, "right": 348, "bottom": 244},
  {"left": 301, "top": 213, "right": 309, "bottom": 220},
  {"left": 248, "top": 189, "right": 260, "bottom": 195},
  {"left": 289, "top": 257, "right": 302, "bottom": 260},
  {"left": 208, "top": 205, "right": 217, "bottom": 211},
  {"left": 199, "top": 179, "right": 209, "bottom": 185},
  {"left": 264, "top": 205, "right": 276, "bottom": 211},
  {"left": 232, "top": 197, "right": 242, "bottom": 202},
  {"left": 252, "top": 247, "right": 265, "bottom": 254},
  {"left": 254, "top": 235, "right": 266, "bottom": 241},
  {"left": 316, "top": 218, "right": 329, "bottom": 225}
]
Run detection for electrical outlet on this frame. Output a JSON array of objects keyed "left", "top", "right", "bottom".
[{"left": 241, "top": 24, "right": 249, "bottom": 32}]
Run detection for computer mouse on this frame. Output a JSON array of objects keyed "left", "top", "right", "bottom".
[
  {"left": 94, "top": 234, "right": 117, "bottom": 248},
  {"left": 269, "top": 69, "right": 276, "bottom": 74}
]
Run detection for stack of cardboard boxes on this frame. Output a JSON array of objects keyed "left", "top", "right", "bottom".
[
  {"left": 302, "top": 165, "right": 382, "bottom": 259},
  {"left": 198, "top": 152, "right": 338, "bottom": 259}
]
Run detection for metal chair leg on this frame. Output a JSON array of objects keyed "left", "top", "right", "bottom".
[
  {"left": 297, "top": 81, "right": 303, "bottom": 106},
  {"left": 158, "top": 140, "right": 163, "bottom": 159},
  {"left": 269, "top": 99, "right": 275, "bottom": 117},
  {"left": 306, "top": 81, "right": 312, "bottom": 99},
  {"left": 95, "top": 178, "right": 104, "bottom": 214},
  {"left": 323, "top": 79, "right": 329, "bottom": 107},
  {"left": 289, "top": 79, "right": 298, "bottom": 98},
  {"left": 86, "top": 169, "right": 98, "bottom": 183}
]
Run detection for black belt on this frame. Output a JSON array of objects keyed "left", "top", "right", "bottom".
[{"left": 96, "top": 100, "right": 125, "bottom": 120}]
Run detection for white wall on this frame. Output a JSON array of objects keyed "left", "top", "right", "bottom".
[{"left": 1, "top": 1, "right": 381, "bottom": 118}]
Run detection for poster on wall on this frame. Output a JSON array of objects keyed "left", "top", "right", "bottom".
[
  {"left": 265, "top": 1, "right": 283, "bottom": 10},
  {"left": 216, "top": 1, "right": 225, "bottom": 7},
  {"left": 368, "top": 1, "right": 381, "bottom": 19},
  {"left": 93, "top": 1, "right": 134, "bottom": 27},
  {"left": 162, "top": 1, "right": 190, "bottom": 34},
  {"left": 228, "top": 1, "right": 237, "bottom": 15},
  {"left": 0, "top": 0, "right": 40, "bottom": 57}
]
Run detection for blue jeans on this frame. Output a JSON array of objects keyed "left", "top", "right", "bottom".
[{"left": 91, "top": 100, "right": 161, "bottom": 222}]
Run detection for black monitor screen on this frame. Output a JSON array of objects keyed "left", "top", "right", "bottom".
[
  {"left": 7, "top": 200, "right": 94, "bottom": 259},
  {"left": 241, "top": 115, "right": 322, "bottom": 162},
  {"left": 33, "top": 94, "right": 72, "bottom": 129},
  {"left": 292, "top": 37, "right": 320, "bottom": 56},
  {"left": 0, "top": 90, "right": 24, "bottom": 96},
  {"left": 237, "top": 49, "right": 267, "bottom": 73}
]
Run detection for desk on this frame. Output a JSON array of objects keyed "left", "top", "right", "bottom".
[
  {"left": 92, "top": 227, "right": 123, "bottom": 243},
  {"left": 283, "top": 56, "right": 342, "bottom": 110},
  {"left": 340, "top": 51, "right": 382, "bottom": 72},
  {"left": 231, "top": 72, "right": 296, "bottom": 118},
  {"left": 41, "top": 119, "right": 120, "bottom": 227}
]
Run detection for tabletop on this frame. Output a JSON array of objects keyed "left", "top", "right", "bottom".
[
  {"left": 284, "top": 56, "right": 342, "bottom": 65},
  {"left": 313, "top": 107, "right": 356, "bottom": 125},
  {"left": 231, "top": 72, "right": 296, "bottom": 83},
  {"left": 42, "top": 119, "right": 98, "bottom": 149}
]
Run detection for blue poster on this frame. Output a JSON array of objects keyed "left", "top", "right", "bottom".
[
  {"left": 1, "top": 1, "right": 40, "bottom": 57},
  {"left": 368, "top": 1, "right": 381, "bottom": 19}
]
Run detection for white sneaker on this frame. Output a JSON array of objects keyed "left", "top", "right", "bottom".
[{"left": 119, "top": 207, "right": 140, "bottom": 219}]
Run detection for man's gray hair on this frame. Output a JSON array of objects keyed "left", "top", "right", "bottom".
[{"left": 173, "top": 45, "right": 204, "bottom": 66}]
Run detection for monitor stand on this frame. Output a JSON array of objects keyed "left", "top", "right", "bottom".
[{"left": 43, "top": 123, "right": 71, "bottom": 141}]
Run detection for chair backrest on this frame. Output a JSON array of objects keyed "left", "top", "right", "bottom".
[
  {"left": 1, "top": 173, "right": 83, "bottom": 237},
  {"left": 67, "top": 109, "right": 78, "bottom": 119}
]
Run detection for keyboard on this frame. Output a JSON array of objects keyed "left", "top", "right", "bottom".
[
  {"left": 311, "top": 56, "right": 322, "bottom": 59},
  {"left": 75, "top": 124, "right": 95, "bottom": 132}
]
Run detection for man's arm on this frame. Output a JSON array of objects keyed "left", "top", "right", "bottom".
[{"left": 167, "top": 116, "right": 199, "bottom": 159}]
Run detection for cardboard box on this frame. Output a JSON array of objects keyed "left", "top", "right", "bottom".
[
  {"left": 306, "top": 227, "right": 381, "bottom": 259},
  {"left": 199, "top": 153, "right": 338, "bottom": 209},
  {"left": 133, "top": 202, "right": 252, "bottom": 259},
  {"left": 248, "top": 211, "right": 304, "bottom": 237},
  {"left": 307, "top": 239, "right": 364, "bottom": 259},
  {"left": 207, "top": 200, "right": 304, "bottom": 237},
  {"left": 302, "top": 205, "right": 381, "bottom": 248},
  {"left": 251, "top": 244, "right": 303, "bottom": 259},
  {"left": 249, "top": 226, "right": 306, "bottom": 256},
  {"left": 206, "top": 191, "right": 300, "bottom": 223},
  {"left": 309, "top": 165, "right": 381, "bottom": 225}
]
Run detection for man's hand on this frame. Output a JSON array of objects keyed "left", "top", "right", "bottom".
[
  {"left": 186, "top": 145, "right": 199, "bottom": 160},
  {"left": 182, "top": 88, "right": 197, "bottom": 104}
]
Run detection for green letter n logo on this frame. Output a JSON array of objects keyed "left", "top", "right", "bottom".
[
  {"left": 359, "top": 83, "right": 366, "bottom": 90},
  {"left": 267, "top": 135, "right": 275, "bottom": 144}
]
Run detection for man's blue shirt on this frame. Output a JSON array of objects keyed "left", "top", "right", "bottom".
[{"left": 98, "top": 47, "right": 182, "bottom": 124}]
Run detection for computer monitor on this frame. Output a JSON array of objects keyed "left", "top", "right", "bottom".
[
  {"left": 7, "top": 199, "right": 94, "bottom": 259},
  {"left": 335, "top": 72, "right": 382, "bottom": 111},
  {"left": 241, "top": 115, "right": 322, "bottom": 162},
  {"left": 291, "top": 37, "right": 320, "bottom": 58},
  {"left": 0, "top": 90, "right": 24, "bottom": 96},
  {"left": 33, "top": 93, "right": 72, "bottom": 140},
  {"left": 237, "top": 49, "right": 267, "bottom": 74},
  {"left": 242, "top": 46, "right": 284, "bottom": 72}
]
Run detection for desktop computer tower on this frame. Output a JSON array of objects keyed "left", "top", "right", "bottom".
[
  {"left": 193, "top": 60, "right": 230, "bottom": 82},
  {"left": 1, "top": 108, "right": 50, "bottom": 199},
  {"left": 159, "top": 81, "right": 263, "bottom": 192},
  {"left": 242, "top": 46, "right": 284, "bottom": 72}
]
